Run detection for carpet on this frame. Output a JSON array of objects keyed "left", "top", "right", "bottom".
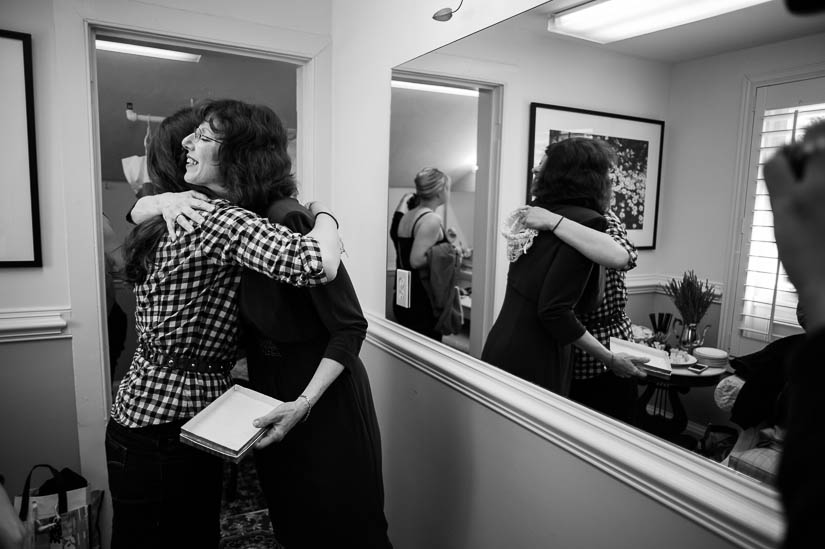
[{"left": 220, "top": 457, "right": 285, "bottom": 549}]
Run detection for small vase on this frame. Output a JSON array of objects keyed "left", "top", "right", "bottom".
[{"left": 674, "top": 321, "right": 711, "bottom": 353}]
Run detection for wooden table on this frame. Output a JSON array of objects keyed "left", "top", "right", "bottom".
[{"left": 634, "top": 365, "right": 728, "bottom": 447}]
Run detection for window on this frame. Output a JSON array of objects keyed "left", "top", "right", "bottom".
[{"left": 735, "top": 99, "right": 825, "bottom": 350}]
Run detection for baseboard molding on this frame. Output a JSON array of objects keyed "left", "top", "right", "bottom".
[{"left": 0, "top": 307, "right": 71, "bottom": 343}]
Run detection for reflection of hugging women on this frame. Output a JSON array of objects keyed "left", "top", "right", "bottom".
[
  {"left": 482, "top": 138, "right": 647, "bottom": 396},
  {"left": 112, "top": 99, "right": 391, "bottom": 548}
]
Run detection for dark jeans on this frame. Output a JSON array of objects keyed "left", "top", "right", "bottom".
[{"left": 105, "top": 419, "right": 223, "bottom": 549}]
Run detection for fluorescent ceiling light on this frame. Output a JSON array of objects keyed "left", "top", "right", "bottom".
[
  {"left": 95, "top": 40, "right": 201, "bottom": 62},
  {"left": 391, "top": 80, "right": 479, "bottom": 97},
  {"left": 547, "top": 0, "right": 773, "bottom": 44}
]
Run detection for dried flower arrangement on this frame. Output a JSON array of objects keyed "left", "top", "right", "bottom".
[{"left": 661, "top": 270, "right": 720, "bottom": 325}]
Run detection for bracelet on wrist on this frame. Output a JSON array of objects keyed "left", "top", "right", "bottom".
[
  {"left": 551, "top": 215, "right": 565, "bottom": 233},
  {"left": 297, "top": 394, "right": 312, "bottom": 422},
  {"left": 314, "top": 211, "right": 339, "bottom": 229},
  {"left": 604, "top": 353, "right": 615, "bottom": 371}
]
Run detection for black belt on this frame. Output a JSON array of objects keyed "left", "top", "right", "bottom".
[{"left": 137, "top": 345, "right": 235, "bottom": 374}]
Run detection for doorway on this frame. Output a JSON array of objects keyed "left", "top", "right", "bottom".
[
  {"left": 386, "top": 72, "right": 501, "bottom": 358},
  {"left": 89, "top": 29, "right": 306, "bottom": 391}
]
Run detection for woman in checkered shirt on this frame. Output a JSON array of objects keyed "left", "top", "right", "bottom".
[{"left": 107, "top": 101, "right": 342, "bottom": 549}]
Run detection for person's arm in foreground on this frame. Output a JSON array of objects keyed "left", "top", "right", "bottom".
[{"left": 522, "top": 206, "right": 633, "bottom": 270}]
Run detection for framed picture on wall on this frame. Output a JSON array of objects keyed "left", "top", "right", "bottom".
[
  {"left": 0, "top": 29, "right": 41, "bottom": 267},
  {"left": 527, "top": 102, "right": 664, "bottom": 250}
]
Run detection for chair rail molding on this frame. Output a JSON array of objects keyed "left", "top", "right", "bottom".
[
  {"left": 0, "top": 307, "right": 70, "bottom": 343},
  {"left": 365, "top": 313, "right": 781, "bottom": 549},
  {"left": 627, "top": 273, "right": 724, "bottom": 302}
]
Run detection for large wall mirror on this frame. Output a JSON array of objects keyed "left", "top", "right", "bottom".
[{"left": 385, "top": 0, "right": 825, "bottom": 497}]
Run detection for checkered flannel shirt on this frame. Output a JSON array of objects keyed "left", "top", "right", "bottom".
[
  {"left": 111, "top": 200, "right": 328, "bottom": 428},
  {"left": 573, "top": 210, "right": 638, "bottom": 380}
]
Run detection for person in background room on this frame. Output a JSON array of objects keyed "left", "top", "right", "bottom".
[
  {"left": 102, "top": 213, "right": 128, "bottom": 381},
  {"left": 521, "top": 185, "right": 643, "bottom": 422},
  {"left": 764, "top": 117, "right": 825, "bottom": 549},
  {"left": 390, "top": 167, "right": 451, "bottom": 341},
  {"left": 109, "top": 100, "right": 342, "bottom": 549},
  {"left": 482, "top": 138, "right": 646, "bottom": 396}
]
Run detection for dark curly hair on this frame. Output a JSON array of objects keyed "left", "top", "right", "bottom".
[
  {"left": 530, "top": 137, "right": 615, "bottom": 213},
  {"left": 197, "top": 99, "right": 297, "bottom": 215}
]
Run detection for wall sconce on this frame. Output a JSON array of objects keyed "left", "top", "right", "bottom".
[{"left": 433, "top": 0, "right": 464, "bottom": 22}]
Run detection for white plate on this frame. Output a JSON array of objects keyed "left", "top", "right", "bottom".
[
  {"left": 670, "top": 354, "right": 698, "bottom": 367},
  {"left": 694, "top": 347, "right": 728, "bottom": 359}
]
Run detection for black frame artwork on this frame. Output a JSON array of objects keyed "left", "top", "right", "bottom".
[
  {"left": 527, "top": 102, "right": 664, "bottom": 250},
  {"left": 0, "top": 29, "right": 41, "bottom": 267}
]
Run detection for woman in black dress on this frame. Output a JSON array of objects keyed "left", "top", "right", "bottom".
[
  {"left": 389, "top": 167, "right": 451, "bottom": 341},
  {"left": 236, "top": 108, "right": 392, "bottom": 549},
  {"left": 482, "top": 138, "right": 643, "bottom": 397}
]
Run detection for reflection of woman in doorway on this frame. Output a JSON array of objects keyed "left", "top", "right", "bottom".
[{"left": 389, "top": 167, "right": 450, "bottom": 341}]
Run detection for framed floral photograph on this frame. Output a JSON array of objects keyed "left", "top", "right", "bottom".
[
  {"left": 0, "top": 29, "right": 41, "bottom": 267},
  {"left": 527, "top": 102, "right": 664, "bottom": 249}
]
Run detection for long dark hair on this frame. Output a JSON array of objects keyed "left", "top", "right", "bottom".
[
  {"left": 197, "top": 99, "right": 297, "bottom": 214},
  {"left": 122, "top": 106, "right": 201, "bottom": 283},
  {"left": 530, "top": 137, "right": 615, "bottom": 213}
]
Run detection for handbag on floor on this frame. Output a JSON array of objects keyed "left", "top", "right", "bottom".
[{"left": 13, "top": 464, "right": 103, "bottom": 549}]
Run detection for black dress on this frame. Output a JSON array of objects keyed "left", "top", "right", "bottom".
[
  {"left": 389, "top": 209, "right": 446, "bottom": 341},
  {"left": 481, "top": 202, "right": 606, "bottom": 396},
  {"left": 238, "top": 198, "right": 392, "bottom": 549}
]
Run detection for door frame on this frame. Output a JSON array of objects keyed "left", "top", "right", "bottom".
[{"left": 389, "top": 69, "right": 503, "bottom": 357}]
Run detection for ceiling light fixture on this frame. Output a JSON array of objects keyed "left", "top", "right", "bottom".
[
  {"left": 95, "top": 40, "right": 202, "bottom": 62},
  {"left": 391, "top": 80, "right": 479, "bottom": 97},
  {"left": 433, "top": 0, "right": 464, "bottom": 22},
  {"left": 547, "top": 0, "right": 773, "bottom": 44}
]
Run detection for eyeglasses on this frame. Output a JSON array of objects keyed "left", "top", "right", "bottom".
[{"left": 193, "top": 127, "right": 224, "bottom": 145}]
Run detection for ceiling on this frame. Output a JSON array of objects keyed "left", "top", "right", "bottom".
[{"left": 525, "top": 0, "right": 825, "bottom": 63}]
